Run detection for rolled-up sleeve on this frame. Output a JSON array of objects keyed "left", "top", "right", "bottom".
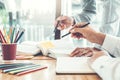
[{"left": 73, "top": 0, "right": 96, "bottom": 23}]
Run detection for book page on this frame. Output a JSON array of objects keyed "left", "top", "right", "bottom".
[
  {"left": 37, "top": 39, "right": 75, "bottom": 56},
  {"left": 17, "top": 41, "right": 40, "bottom": 55},
  {"left": 56, "top": 57, "right": 95, "bottom": 74},
  {"left": 37, "top": 41, "right": 55, "bottom": 55}
]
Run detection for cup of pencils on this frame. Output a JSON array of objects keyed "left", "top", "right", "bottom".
[
  {"left": 1, "top": 43, "right": 17, "bottom": 60},
  {"left": 0, "top": 27, "right": 25, "bottom": 61}
]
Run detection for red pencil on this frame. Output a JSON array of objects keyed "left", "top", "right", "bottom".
[
  {"left": 0, "top": 30, "right": 7, "bottom": 43},
  {"left": 15, "top": 66, "right": 47, "bottom": 76}
]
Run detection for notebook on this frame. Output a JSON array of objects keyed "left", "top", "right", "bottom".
[{"left": 56, "top": 57, "right": 95, "bottom": 74}]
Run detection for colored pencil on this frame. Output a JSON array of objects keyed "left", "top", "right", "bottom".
[
  {"left": 15, "top": 29, "right": 25, "bottom": 43},
  {"left": 16, "top": 66, "right": 47, "bottom": 76},
  {"left": 8, "top": 65, "right": 42, "bottom": 74},
  {"left": 3, "top": 27, "right": 10, "bottom": 43},
  {"left": 10, "top": 27, "right": 15, "bottom": 43},
  {"left": 0, "top": 29, "right": 7, "bottom": 43},
  {"left": 3, "top": 64, "right": 37, "bottom": 73}
]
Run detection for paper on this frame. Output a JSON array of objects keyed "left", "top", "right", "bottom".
[
  {"left": 56, "top": 57, "right": 95, "bottom": 74},
  {"left": 48, "top": 48, "right": 74, "bottom": 58},
  {"left": 17, "top": 41, "right": 40, "bottom": 55},
  {"left": 17, "top": 40, "right": 75, "bottom": 58},
  {"left": 37, "top": 39, "right": 75, "bottom": 57}
]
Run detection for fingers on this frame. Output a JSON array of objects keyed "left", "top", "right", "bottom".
[
  {"left": 70, "top": 27, "right": 84, "bottom": 39},
  {"left": 83, "top": 51, "right": 93, "bottom": 57},
  {"left": 70, "top": 47, "right": 84, "bottom": 57},
  {"left": 77, "top": 48, "right": 93, "bottom": 57},
  {"left": 57, "top": 23, "right": 66, "bottom": 30},
  {"left": 55, "top": 16, "right": 73, "bottom": 30},
  {"left": 71, "top": 33, "right": 83, "bottom": 39},
  {"left": 70, "top": 22, "right": 90, "bottom": 36},
  {"left": 70, "top": 28, "right": 84, "bottom": 34},
  {"left": 55, "top": 20, "right": 67, "bottom": 30},
  {"left": 70, "top": 47, "right": 93, "bottom": 57}
]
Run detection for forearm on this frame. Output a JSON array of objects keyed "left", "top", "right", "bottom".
[
  {"left": 94, "top": 32, "right": 106, "bottom": 45},
  {"left": 88, "top": 32, "right": 105, "bottom": 45}
]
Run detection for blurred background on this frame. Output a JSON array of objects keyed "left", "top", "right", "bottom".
[{"left": 0, "top": 0, "right": 105, "bottom": 42}]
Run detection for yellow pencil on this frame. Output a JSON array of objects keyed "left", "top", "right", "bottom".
[
  {"left": 3, "top": 28, "right": 10, "bottom": 43},
  {"left": 8, "top": 27, "right": 13, "bottom": 43}
]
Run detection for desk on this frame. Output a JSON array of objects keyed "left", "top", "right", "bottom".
[{"left": 0, "top": 56, "right": 101, "bottom": 80}]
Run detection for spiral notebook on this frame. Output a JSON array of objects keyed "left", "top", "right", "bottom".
[{"left": 56, "top": 57, "right": 95, "bottom": 74}]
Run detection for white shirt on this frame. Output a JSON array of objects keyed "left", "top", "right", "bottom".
[
  {"left": 98, "top": 0, "right": 120, "bottom": 37},
  {"left": 91, "top": 35, "right": 120, "bottom": 80},
  {"left": 94, "top": 0, "right": 120, "bottom": 50}
]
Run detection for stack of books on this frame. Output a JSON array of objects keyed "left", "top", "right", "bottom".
[{"left": 0, "top": 63, "right": 47, "bottom": 76}]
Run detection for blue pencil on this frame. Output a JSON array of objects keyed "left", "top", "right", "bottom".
[{"left": 3, "top": 64, "right": 39, "bottom": 73}]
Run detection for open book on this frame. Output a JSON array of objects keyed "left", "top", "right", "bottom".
[
  {"left": 56, "top": 57, "right": 95, "bottom": 74},
  {"left": 17, "top": 40, "right": 75, "bottom": 58},
  {"left": 37, "top": 40, "right": 75, "bottom": 58}
]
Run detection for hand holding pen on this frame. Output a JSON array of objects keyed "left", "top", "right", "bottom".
[
  {"left": 62, "top": 22, "right": 90, "bottom": 38},
  {"left": 69, "top": 22, "right": 90, "bottom": 39},
  {"left": 69, "top": 22, "right": 100, "bottom": 43}
]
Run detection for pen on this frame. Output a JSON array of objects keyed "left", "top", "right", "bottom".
[{"left": 61, "top": 22, "right": 90, "bottom": 38}]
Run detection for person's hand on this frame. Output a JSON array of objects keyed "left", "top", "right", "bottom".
[
  {"left": 55, "top": 16, "right": 74, "bottom": 30},
  {"left": 70, "top": 47, "right": 93, "bottom": 57},
  {"left": 70, "top": 22, "right": 96, "bottom": 41},
  {"left": 70, "top": 47, "right": 101, "bottom": 57},
  {"left": 69, "top": 22, "right": 105, "bottom": 45},
  {"left": 88, "top": 51, "right": 108, "bottom": 65}
]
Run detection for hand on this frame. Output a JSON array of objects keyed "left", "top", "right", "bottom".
[
  {"left": 70, "top": 47, "right": 101, "bottom": 57},
  {"left": 70, "top": 22, "right": 105, "bottom": 45},
  {"left": 88, "top": 51, "right": 108, "bottom": 65},
  {"left": 70, "top": 47, "right": 93, "bottom": 57},
  {"left": 55, "top": 16, "right": 74, "bottom": 30},
  {"left": 70, "top": 22, "right": 96, "bottom": 40}
]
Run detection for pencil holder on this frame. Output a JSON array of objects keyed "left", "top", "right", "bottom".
[{"left": 1, "top": 43, "right": 17, "bottom": 61}]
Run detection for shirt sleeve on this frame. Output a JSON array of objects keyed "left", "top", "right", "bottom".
[
  {"left": 102, "top": 35, "right": 120, "bottom": 57},
  {"left": 99, "top": 0, "right": 120, "bottom": 37},
  {"left": 73, "top": 0, "right": 96, "bottom": 23},
  {"left": 91, "top": 56, "right": 120, "bottom": 80}
]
